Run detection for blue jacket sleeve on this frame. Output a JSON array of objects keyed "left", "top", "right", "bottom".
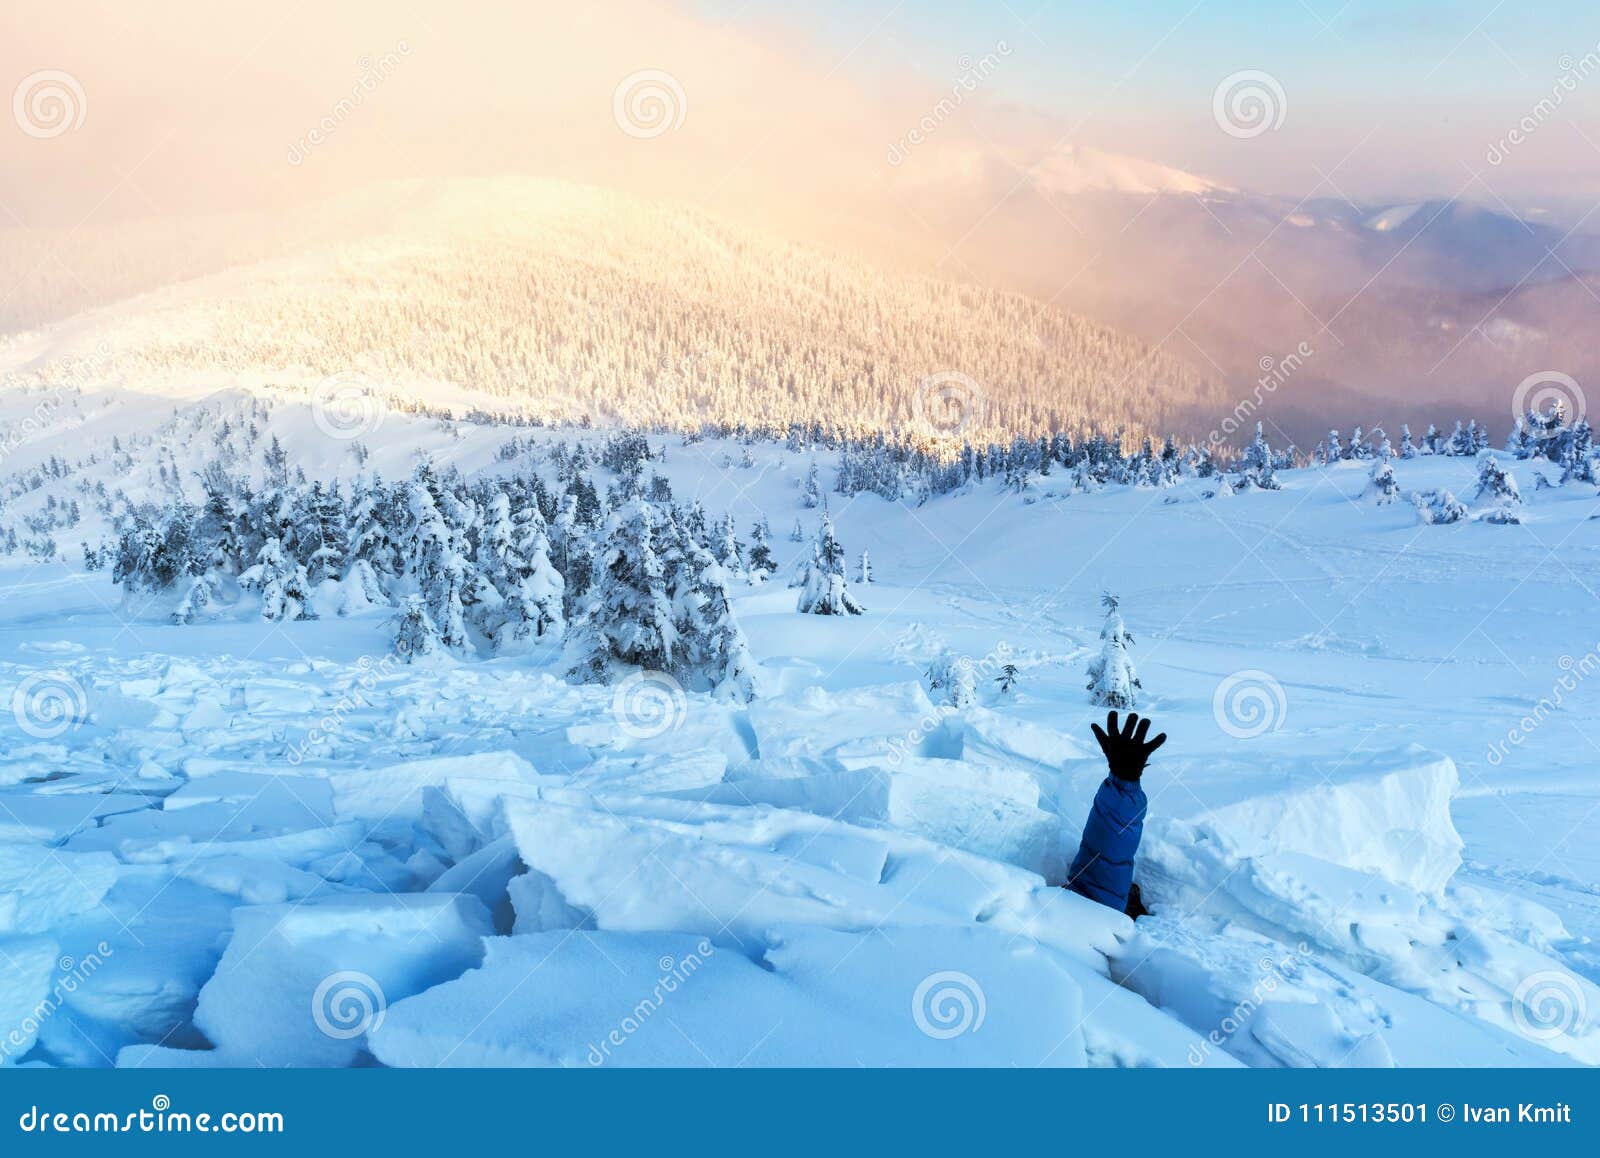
[{"left": 1066, "top": 775, "right": 1147, "bottom": 912}]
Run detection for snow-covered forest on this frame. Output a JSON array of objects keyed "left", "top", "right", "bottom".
[{"left": 1, "top": 378, "right": 1597, "bottom": 1068}]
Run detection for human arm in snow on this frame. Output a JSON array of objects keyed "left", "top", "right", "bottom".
[{"left": 1067, "top": 712, "right": 1165, "bottom": 913}]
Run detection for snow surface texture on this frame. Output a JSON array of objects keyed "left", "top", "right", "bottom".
[{"left": 0, "top": 420, "right": 1595, "bottom": 1068}]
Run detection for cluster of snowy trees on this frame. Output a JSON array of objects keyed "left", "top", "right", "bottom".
[{"left": 101, "top": 456, "right": 805, "bottom": 701}]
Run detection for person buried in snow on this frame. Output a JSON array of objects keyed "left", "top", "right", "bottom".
[{"left": 1066, "top": 711, "right": 1166, "bottom": 918}]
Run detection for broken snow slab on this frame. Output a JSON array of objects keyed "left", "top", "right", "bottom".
[
  {"left": 129, "top": 893, "right": 493, "bottom": 1068},
  {"left": 0, "top": 935, "right": 60, "bottom": 1066},
  {"left": 689, "top": 757, "right": 1060, "bottom": 875},
  {"left": 324, "top": 751, "right": 548, "bottom": 824},
  {"left": 746, "top": 681, "right": 940, "bottom": 764},
  {"left": 0, "top": 790, "right": 152, "bottom": 843},
  {"left": 370, "top": 925, "right": 1085, "bottom": 1067},
  {"left": 1110, "top": 916, "right": 1573, "bottom": 1068},
  {"left": 1085, "top": 744, "right": 1464, "bottom": 897},
  {"left": 0, "top": 845, "right": 122, "bottom": 935}
]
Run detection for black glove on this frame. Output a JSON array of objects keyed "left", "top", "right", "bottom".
[{"left": 1090, "top": 711, "right": 1166, "bottom": 782}]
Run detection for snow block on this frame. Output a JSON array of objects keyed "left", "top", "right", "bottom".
[
  {"left": 695, "top": 757, "right": 1059, "bottom": 874},
  {"left": 325, "top": 751, "right": 545, "bottom": 824},
  {"left": 1139, "top": 745, "right": 1463, "bottom": 899},
  {"left": 0, "top": 845, "right": 122, "bottom": 935},
  {"left": 188, "top": 893, "right": 493, "bottom": 1066},
  {"left": 0, "top": 791, "right": 151, "bottom": 844},
  {"left": 371, "top": 925, "right": 1085, "bottom": 1067},
  {"left": 0, "top": 936, "right": 59, "bottom": 1065},
  {"left": 746, "top": 682, "right": 941, "bottom": 763}
]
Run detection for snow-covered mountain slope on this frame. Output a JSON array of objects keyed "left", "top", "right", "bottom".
[
  {"left": 0, "top": 411, "right": 1597, "bottom": 1068},
  {"left": 0, "top": 178, "right": 1221, "bottom": 444}
]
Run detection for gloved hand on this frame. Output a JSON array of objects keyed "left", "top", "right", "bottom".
[{"left": 1090, "top": 711, "right": 1166, "bottom": 782}]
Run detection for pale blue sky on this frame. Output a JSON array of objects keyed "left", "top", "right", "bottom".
[{"left": 691, "top": 0, "right": 1600, "bottom": 200}]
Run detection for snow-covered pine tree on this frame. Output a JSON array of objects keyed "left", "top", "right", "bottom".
[
  {"left": 796, "top": 515, "right": 864, "bottom": 615},
  {"left": 1085, "top": 593, "right": 1140, "bottom": 709},
  {"left": 995, "top": 662, "right": 1021, "bottom": 696},
  {"left": 747, "top": 518, "right": 776, "bottom": 581},
  {"left": 1399, "top": 424, "right": 1418, "bottom": 459},
  {"left": 925, "top": 649, "right": 977, "bottom": 708},
  {"left": 239, "top": 536, "right": 316, "bottom": 621},
  {"left": 1473, "top": 452, "right": 1522, "bottom": 505},
  {"left": 403, "top": 468, "right": 471, "bottom": 653},
  {"left": 567, "top": 498, "right": 678, "bottom": 681},
  {"left": 497, "top": 501, "right": 566, "bottom": 651},
  {"left": 801, "top": 461, "right": 822, "bottom": 508},
  {"left": 671, "top": 540, "right": 756, "bottom": 701},
  {"left": 1365, "top": 459, "right": 1400, "bottom": 505},
  {"left": 711, "top": 513, "right": 744, "bottom": 577},
  {"left": 790, "top": 517, "right": 806, "bottom": 543},
  {"left": 859, "top": 549, "right": 872, "bottom": 584},
  {"left": 390, "top": 594, "right": 441, "bottom": 661},
  {"left": 1422, "top": 424, "right": 1442, "bottom": 455},
  {"left": 1322, "top": 429, "right": 1343, "bottom": 465},
  {"left": 1242, "top": 423, "right": 1272, "bottom": 472}
]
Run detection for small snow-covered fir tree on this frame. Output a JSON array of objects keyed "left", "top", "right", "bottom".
[
  {"left": 497, "top": 502, "right": 566, "bottom": 651},
  {"left": 796, "top": 515, "right": 865, "bottom": 616},
  {"left": 1085, "top": 593, "right": 1140, "bottom": 709},
  {"left": 1322, "top": 429, "right": 1343, "bottom": 465},
  {"left": 239, "top": 536, "right": 316, "bottom": 621},
  {"left": 995, "top": 662, "right": 1020, "bottom": 696},
  {"left": 567, "top": 499, "right": 678, "bottom": 681},
  {"left": 1412, "top": 489, "right": 1468, "bottom": 525},
  {"left": 790, "top": 517, "right": 806, "bottom": 543},
  {"left": 1399, "top": 424, "right": 1418, "bottom": 459},
  {"left": 1473, "top": 452, "right": 1522, "bottom": 505},
  {"left": 801, "top": 462, "right": 822, "bottom": 509},
  {"left": 858, "top": 549, "right": 872, "bottom": 584},
  {"left": 390, "top": 595, "right": 441, "bottom": 661},
  {"left": 746, "top": 519, "right": 776, "bottom": 581},
  {"left": 671, "top": 541, "right": 756, "bottom": 701},
  {"left": 1365, "top": 459, "right": 1400, "bottom": 505},
  {"left": 926, "top": 650, "right": 977, "bottom": 708}
]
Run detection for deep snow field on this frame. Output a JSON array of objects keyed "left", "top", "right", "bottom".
[{"left": 0, "top": 389, "right": 1598, "bottom": 1069}]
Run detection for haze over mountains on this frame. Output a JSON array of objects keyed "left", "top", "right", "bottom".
[{"left": 3, "top": 152, "right": 1597, "bottom": 449}]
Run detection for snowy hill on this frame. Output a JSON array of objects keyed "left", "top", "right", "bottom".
[
  {"left": 0, "top": 179, "right": 1220, "bottom": 445},
  {"left": 0, "top": 410, "right": 1597, "bottom": 1069}
]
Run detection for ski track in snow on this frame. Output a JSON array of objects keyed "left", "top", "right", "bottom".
[{"left": 0, "top": 409, "right": 1596, "bottom": 1068}]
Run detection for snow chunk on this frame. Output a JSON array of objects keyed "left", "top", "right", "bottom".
[
  {"left": 185, "top": 893, "right": 493, "bottom": 1066},
  {"left": 0, "top": 936, "right": 59, "bottom": 1065},
  {"left": 0, "top": 846, "right": 122, "bottom": 935},
  {"left": 371, "top": 925, "right": 1085, "bottom": 1067},
  {"left": 325, "top": 751, "right": 546, "bottom": 823},
  {"left": 746, "top": 682, "right": 940, "bottom": 762}
]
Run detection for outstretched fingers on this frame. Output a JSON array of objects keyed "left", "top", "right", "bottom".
[{"left": 1144, "top": 731, "right": 1168, "bottom": 756}]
